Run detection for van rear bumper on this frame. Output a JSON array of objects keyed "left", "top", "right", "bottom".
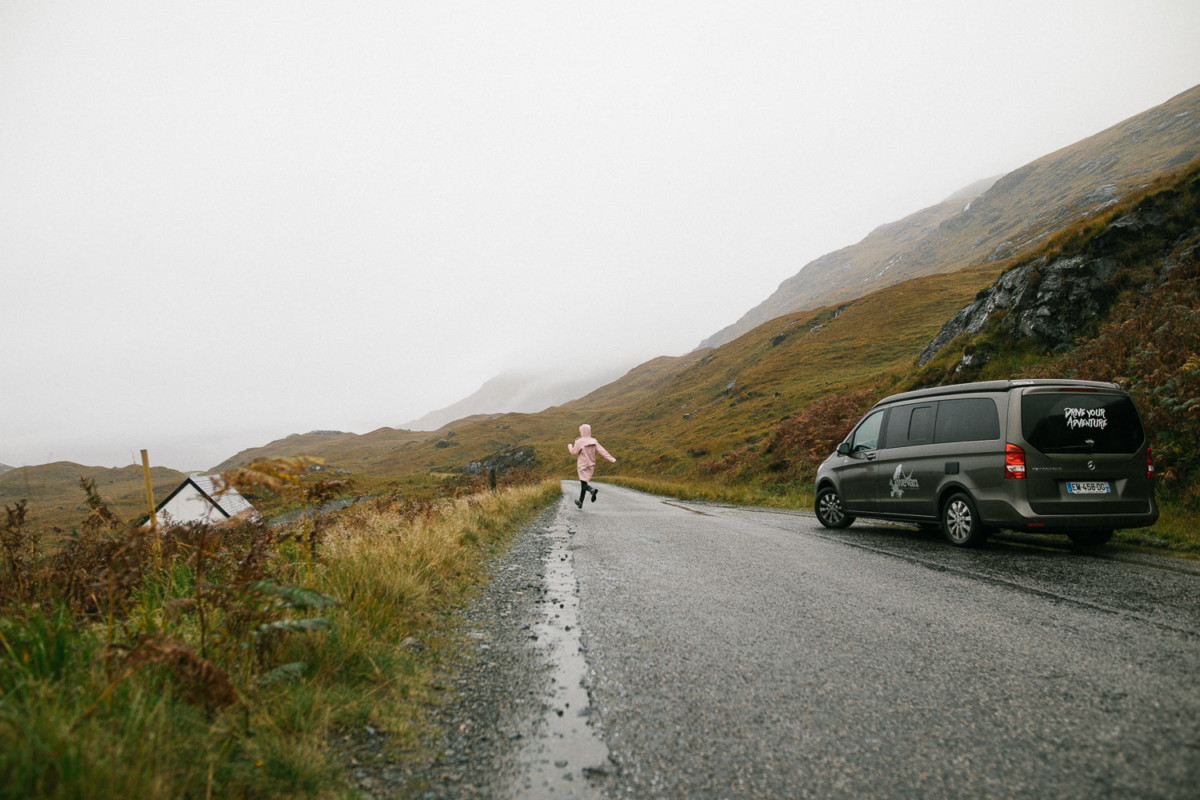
[{"left": 978, "top": 496, "right": 1159, "bottom": 532}]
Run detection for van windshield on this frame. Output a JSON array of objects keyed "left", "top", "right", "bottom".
[{"left": 1021, "top": 392, "right": 1145, "bottom": 454}]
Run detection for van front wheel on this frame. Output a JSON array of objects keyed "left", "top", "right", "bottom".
[
  {"left": 815, "top": 487, "right": 855, "bottom": 529},
  {"left": 942, "top": 492, "right": 988, "bottom": 547}
]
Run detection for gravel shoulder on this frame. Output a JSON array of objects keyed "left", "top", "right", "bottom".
[{"left": 351, "top": 504, "right": 558, "bottom": 798}]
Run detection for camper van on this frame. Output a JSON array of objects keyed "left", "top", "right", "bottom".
[{"left": 813, "top": 380, "right": 1158, "bottom": 547}]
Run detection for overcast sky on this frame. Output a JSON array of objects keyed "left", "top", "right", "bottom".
[{"left": 3, "top": 1, "right": 1198, "bottom": 471}]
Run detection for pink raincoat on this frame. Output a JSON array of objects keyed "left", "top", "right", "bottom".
[{"left": 568, "top": 423, "right": 616, "bottom": 481}]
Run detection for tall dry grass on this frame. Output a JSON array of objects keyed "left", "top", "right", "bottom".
[{"left": 1, "top": 470, "right": 561, "bottom": 798}]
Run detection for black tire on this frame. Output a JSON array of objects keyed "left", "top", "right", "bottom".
[
  {"left": 1068, "top": 529, "right": 1113, "bottom": 547},
  {"left": 815, "top": 486, "right": 855, "bottom": 529},
  {"left": 941, "top": 492, "right": 989, "bottom": 547}
]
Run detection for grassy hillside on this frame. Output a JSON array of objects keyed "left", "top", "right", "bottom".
[
  {"left": 912, "top": 159, "right": 1200, "bottom": 502},
  {"left": 204, "top": 259, "right": 1004, "bottom": 492}
]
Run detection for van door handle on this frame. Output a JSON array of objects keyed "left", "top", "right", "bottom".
[{"left": 866, "top": 452, "right": 877, "bottom": 461}]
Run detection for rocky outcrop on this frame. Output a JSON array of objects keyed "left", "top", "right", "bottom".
[
  {"left": 917, "top": 253, "right": 1122, "bottom": 366},
  {"left": 462, "top": 446, "right": 538, "bottom": 476},
  {"left": 918, "top": 187, "right": 1199, "bottom": 369}
]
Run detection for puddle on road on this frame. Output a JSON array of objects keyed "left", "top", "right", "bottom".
[{"left": 511, "top": 516, "right": 610, "bottom": 799}]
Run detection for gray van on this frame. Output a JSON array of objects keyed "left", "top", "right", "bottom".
[{"left": 813, "top": 379, "right": 1158, "bottom": 547}]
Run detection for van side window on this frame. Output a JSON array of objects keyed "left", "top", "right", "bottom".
[
  {"left": 850, "top": 409, "right": 885, "bottom": 452},
  {"left": 883, "top": 404, "right": 934, "bottom": 448},
  {"left": 934, "top": 398, "right": 1000, "bottom": 443},
  {"left": 909, "top": 406, "right": 934, "bottom": 444}
]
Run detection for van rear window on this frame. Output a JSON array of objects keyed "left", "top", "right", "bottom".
[{"left": 1021, "top": 392, "right": 1144, "bottom": 454}]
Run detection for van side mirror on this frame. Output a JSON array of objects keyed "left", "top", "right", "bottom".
[{"left": 837, "top": 442, "right": 851, "bottom": 456}]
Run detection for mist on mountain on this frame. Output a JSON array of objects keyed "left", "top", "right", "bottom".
[{"left": 403, "top": 364, "right": 632, "bottom": 432}]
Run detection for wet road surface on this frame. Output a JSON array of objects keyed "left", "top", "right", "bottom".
[{"left": 556, "top": 481, "right": 1200, "bottom": 799}]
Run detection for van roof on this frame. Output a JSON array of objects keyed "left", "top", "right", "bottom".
[{"left": 872, "top": 379, "right": 1123, "bottom": 409}]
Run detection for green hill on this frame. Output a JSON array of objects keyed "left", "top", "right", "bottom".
[{"left": 0, "top": 462, "right": 186, "bottom": 533}]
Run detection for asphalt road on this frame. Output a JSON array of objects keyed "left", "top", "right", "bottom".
[{"left": 558, "top": 482, "right": 1200, "bottom": 799}]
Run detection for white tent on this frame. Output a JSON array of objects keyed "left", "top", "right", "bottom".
[{"left": 149, "top": 474, "right": 261, "bottom": 526}]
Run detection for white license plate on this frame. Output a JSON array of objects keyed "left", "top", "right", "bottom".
[{"left": 1067, "top": 481, "right": 1111, "bottom": 495}]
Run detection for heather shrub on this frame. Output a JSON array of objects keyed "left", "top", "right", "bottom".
[
  {"left": 753, "top": 389, "right": 878, "bottom": 486},
  {"left": 1027, "top": 249, "right": 1200, "bottom": 503}
]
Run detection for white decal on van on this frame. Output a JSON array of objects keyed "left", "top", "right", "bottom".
[
  {"left": 889, "top": 464, "right": 920, "bottom": 498},
  {"left": 1064, "top": 407, "right": 1108, "bottom": 430}
]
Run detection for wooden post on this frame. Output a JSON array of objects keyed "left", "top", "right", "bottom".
[{"left": 141, "top": 449, "right": 158, "bottom": 530}]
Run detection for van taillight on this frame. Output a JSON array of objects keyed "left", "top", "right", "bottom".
[
  {"left": 1005, "top": 443, "right": 1026, "bottom": 479},
  {"left": 1147, "top": 448, "right": 1155, "bottom": 480}
]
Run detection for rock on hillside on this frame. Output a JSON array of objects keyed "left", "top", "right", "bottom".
[
  {"left": 702, "top": 83, "right": 1200, "bottom": 350},
  {"left": 917, "top": 253, "right": 1123, "bottom": 368},
  {"left": 919, "top": 172, "right": 1200, "bottom": 371}
]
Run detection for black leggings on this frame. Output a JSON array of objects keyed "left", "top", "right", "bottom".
[{"left": 579, "top": 480, "right": 592, "bottom": 504}]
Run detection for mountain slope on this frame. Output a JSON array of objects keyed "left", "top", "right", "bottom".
[
  {"left": 702, "top": 83, "right": 1200, "bottom": 349},
  {"left": 14, "top": 161, "right": 1197, "bottom": 528},
  {"left": 210, "top": 428, "right": 436, "bottom": 474},
  {"left": 251, "top": 260, "right": 1003, "bottom": 486},
  {"left": 216, "top": 160, "right": 1200, "bottom": 491}
]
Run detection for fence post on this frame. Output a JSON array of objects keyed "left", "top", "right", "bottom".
[{"left": 141, "top": 449, "right": 158, "bottom": 530}]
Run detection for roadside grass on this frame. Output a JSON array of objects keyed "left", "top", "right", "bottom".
[
  {"left": 1112, "top": 501, "right": 1200, "bottom": 558},
  {"left": 0, "top": 476, "right": 562, "bottom": 799},
  {"left": 605, "top": 475, "right": 813, "bottom": 511}
]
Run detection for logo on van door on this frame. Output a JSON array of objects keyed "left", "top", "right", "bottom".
[{"left": 889, "top": 464, "right": 920, "bottom": 498}]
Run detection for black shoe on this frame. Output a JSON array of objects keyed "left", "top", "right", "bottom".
[
  {"left": 574, "top": 499, "right": 583, "bottom": 508},
  {"left": 590, "top": 488, "right": 598, "bottom": 502}
]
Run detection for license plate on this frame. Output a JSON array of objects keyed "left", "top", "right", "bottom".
[{"left": 1067, "top": 481, "right": 1111, "bottom": 495}]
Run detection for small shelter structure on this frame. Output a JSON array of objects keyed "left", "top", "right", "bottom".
[{"left": 149, "top": 474, "right": 261, "bottom": 526}]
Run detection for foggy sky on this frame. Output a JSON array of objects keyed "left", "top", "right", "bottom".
[{"left": 3, "top": 1, "right": 1198, "bottom": 470}]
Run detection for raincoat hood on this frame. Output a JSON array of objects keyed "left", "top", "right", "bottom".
[{"left": 568, "top": 423, "right": 615, "bottom": 481}]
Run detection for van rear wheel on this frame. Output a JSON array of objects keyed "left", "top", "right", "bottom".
[
  {"left": 815, "top": 486, "right": 855, "bottom": 529},
  {"left": 942, "top": 492, "right": 988, "bottom": 547}
]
